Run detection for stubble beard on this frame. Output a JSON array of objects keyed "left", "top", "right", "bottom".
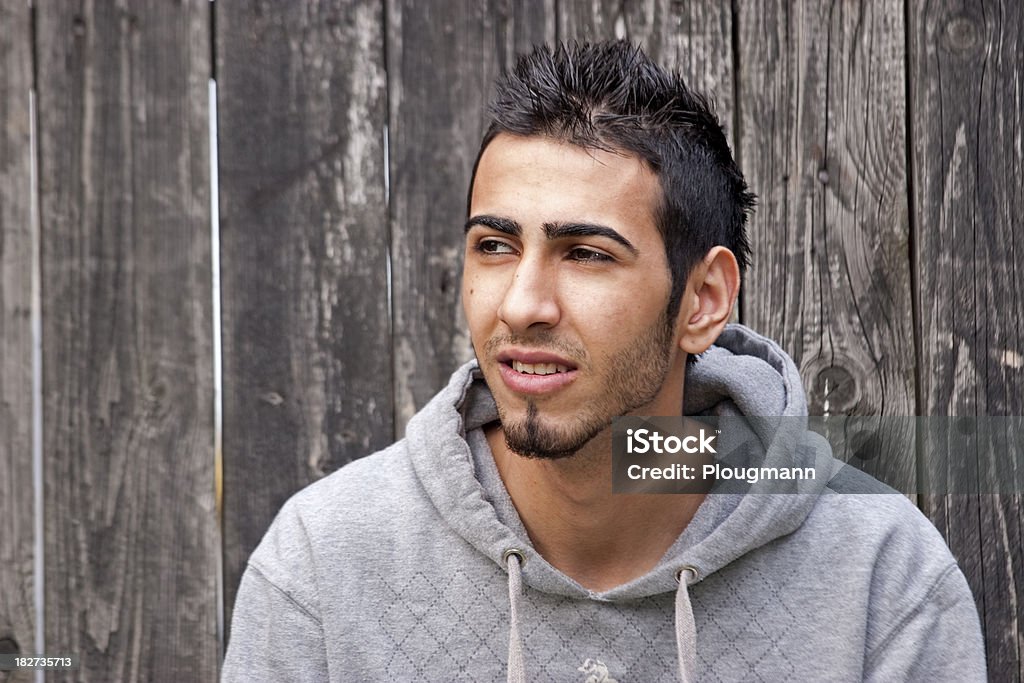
[{"left": 493, "top": 311, "right": 677, "bottom": 460}]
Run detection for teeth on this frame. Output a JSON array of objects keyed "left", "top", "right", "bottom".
[{"left": 511, "top": 360, "right": 569, "bottom": 375}]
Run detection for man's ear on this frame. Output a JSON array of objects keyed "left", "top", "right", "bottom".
[{"left": 676, "top": 247, "right": 740, "bottom": 355}]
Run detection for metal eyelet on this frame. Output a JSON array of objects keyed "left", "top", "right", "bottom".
[
  {"left": 676, "top": 565, "right": 699, "bottom": 583},
  {"left": 503, "top": 548, "right": 526, "bottom": 567}
]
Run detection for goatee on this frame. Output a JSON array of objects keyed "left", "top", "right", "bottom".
[{"left": 502, "top": 402, "right": 593, "bottom": 460}]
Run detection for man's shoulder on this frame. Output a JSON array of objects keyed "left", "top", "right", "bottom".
[
  {"left": 812, "top": 473, "right": 951, "bottom": 550},
  {"left": 246, "top": 439, "right": 433, "bottom": 574},
  {"left": 801, "top": 469, "right": 983, "bottom": 673},
  {"left": 292, "top": 439, "right": 417, "bottom": 507},
  {"left": 284, "top": 439, "right": 438, "bottom": 534},
  {"left": 806, "top": 470, "right": 963, "bottom": 592}
]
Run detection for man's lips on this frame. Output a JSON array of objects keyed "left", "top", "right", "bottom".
[
  {"left": 496, "top": 349, "right": 577, "bottom": 368},
  {"left": 494, "top": 349, "right": 579, "bottom": 395}
]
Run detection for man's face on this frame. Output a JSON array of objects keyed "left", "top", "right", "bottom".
[{"left": 462, "top": 134, "right": 688, "bottom": 459}]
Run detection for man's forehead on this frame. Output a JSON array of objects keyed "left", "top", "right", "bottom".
[
  {"left": 477, "top": 133, "right": 649, "bottom": 174},
  {"left": 469, "top": 134, "right": 661, "bottom": 228}
]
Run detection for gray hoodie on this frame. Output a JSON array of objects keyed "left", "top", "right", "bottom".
[{"left": 223, "top": 324, "right": 986, "bottom": 681}]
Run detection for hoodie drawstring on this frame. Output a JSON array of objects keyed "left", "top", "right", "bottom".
[
  {"left": 675, "top": 566, "right": 698, "bottom": 682},
  {"left": 504, "top": 549, "right": 526, "bottom": 683},
  {"left": 504, "top": 551, "right": 697, "bottom": 683}
]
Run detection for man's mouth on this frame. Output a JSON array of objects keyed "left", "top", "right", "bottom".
[
  {"left": 509, "top": 360, "right": 571, "bottom": 375},
  {"left": 494, "top": 350, "right": 579, "bottom": 395}
]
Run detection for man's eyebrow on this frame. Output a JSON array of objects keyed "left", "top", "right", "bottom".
[
  {"left": 464, "top": 215, "right": 521, "bottom": 236},
  {"left": 543, "top": 221, "right": 639, "bottom": 255}
]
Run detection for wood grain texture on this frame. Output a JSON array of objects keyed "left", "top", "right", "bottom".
[
  {"left": 387, "top": 0, "right": 555, "bottom": 432},
  {"left": 34, "top": 2, "right": 216, "bottom": 680},
  {"left": 736, "top": 1, "right": 916, "bottom": 489},
  {"left": 0, "top": 4, "right": 35, "bottom": 682},
  {"left": 557, "top": 0, "right": 734, "bottom": 142},
  {"left": 910, "top": 0, "right": 1024, "bottom": 678},
  {"left": 216, "top": 0, "right": 393, "bottom": 633}
]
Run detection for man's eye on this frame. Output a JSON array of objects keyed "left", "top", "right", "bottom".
[
  {"left": 476, "top": 239, "right": 516, "bottom": 255},
  {"left": 568, "top": 247, "right": 612, "bottom": 263}
]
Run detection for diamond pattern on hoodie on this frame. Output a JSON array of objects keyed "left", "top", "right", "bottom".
[{"left": 370, "top": 559, "right": 802, "bottom": 682}]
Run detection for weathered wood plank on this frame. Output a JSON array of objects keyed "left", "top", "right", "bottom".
[
  {"left": 736, "top": 1, "right": 916, "bottom": 489},
  {"left": 910, "top": 1, "right": 1024, "bottom": 678},
  {"left": 34, "top": 2, "right": 217, "bottom": 680},
  {"left": 0, "top": 3, "right": 36, "bottom": 682},
  {"left": 387, "top": 0, "right": 555, "bottom": 432},
  {"left": 557, "top": 0, "right": 734, "bottom": 142},
  {"left": 216, "top": 0, "right": 393, "bottom": 633}
]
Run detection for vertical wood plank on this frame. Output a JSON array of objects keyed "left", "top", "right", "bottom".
[
  {"left": 736, "top": 1, "right": 916, "bottom": 488},
  {"left": 35, "top": 2, "right": 217, "bottom": 680},
  {"left": 387, "top": 0, "right": 555, "bottom": 432},
  {"left": 557, "top": 0, "right": 735, "bottom": 142},
  {"left": 910, "top": 0, "right": 1024, "bottom": 678},
  {"left": 216, "top": 0, "right": 393, "bottom": 633},
  {"left": 0, "top": 3, "right": 36, "bottom": 682}
]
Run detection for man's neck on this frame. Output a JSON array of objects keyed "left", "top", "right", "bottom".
[{"left": 486, "top": 424, "right": 707, "bottom": 593}]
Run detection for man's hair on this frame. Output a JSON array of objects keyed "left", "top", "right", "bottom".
[{"left": 469, "top": 41, "right": 755, "bottom": 320}]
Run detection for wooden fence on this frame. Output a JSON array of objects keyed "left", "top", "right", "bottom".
[{"left": 1, "top": 1, "right": 1021, "bottom": 680}]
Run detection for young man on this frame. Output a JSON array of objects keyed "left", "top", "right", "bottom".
[{"left": 223, "top": 42, "right": 986, "bottom": 681}]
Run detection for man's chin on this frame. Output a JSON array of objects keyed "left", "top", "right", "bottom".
[
  {"left": 503, "top": 436, "right": 582, "bottom": 461},
  {"left": 500, "top": 413, "right": 602, "bottom": 461}
]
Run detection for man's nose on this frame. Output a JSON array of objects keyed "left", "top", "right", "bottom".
[{"left": 497, "top": 257, "right": 560, "bottom": 332}]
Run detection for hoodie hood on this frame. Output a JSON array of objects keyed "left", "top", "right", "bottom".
[{"left": 405, "top": 323, "right": 839, "bottom": 600}]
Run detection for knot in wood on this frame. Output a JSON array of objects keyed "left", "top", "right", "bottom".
[
  {"left": 850, "top": 430, "right": 881, "bottom": 461},
  {"left": 259, "top": 391, "right": 284, "bottom": 406},
  {"left": 943, "top": 15, "right": 980, "bottom": 53},
  {"left": 813, "top": 365, "right": 858, "bottom": 414}
]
